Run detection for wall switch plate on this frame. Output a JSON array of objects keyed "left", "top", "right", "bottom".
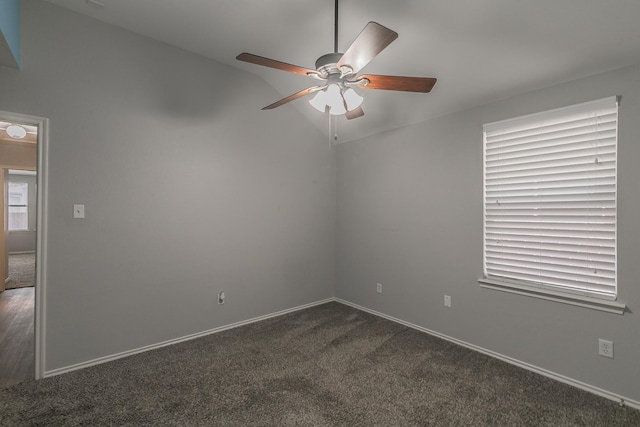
[
  {"left": 599, "top": 339, "right": 613, "bottom": 358},
  {"left": 376, "top": 283, "right": 382, "bottom": 294},
  {"left": 444, "top": 295, "right": 452, "bottom": 307},
  {"left": 218, "top": 291, "right": 225, "bottom": 305},
  {"left": 73, "top": 204, "right": 85, "bottom": 218}
]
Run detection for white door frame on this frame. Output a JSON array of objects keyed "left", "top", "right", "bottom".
[{"left": 0, "top": 110, "right": 48, "bottom": 380}]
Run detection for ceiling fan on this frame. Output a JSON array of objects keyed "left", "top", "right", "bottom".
[{"left": 236, "top": 0, "right": 437, "bottom": 120}]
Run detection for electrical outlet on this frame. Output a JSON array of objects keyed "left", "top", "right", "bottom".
[
  {"left": 444, "top": 295, "right": 452, "bottom": 307},
  {"left": 599, "top": 339, "right": 613, "bottom": 358},
  {"left": 376, "top": 283, "right": 382, "bottom": 294},
  {"left": 218, "top": 291, "right": 225, "bottom": 305}
]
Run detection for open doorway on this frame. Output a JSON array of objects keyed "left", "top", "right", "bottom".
[
  {"left": 0, "top": 112, "right": 47, "bottom": 387},
  {"left": 6, "top": 170, "right": 37, "bottom": 289}
]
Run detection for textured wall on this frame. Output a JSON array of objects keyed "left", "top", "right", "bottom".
[
  {"left": 336, "top": 63, "right": 640, "bottom": 403},
  {"left": 0, "top": 0, "right": 335, "bottom": 371}
]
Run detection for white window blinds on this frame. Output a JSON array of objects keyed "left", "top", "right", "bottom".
[{"left": 483, "top": 97, "right": 618, "bottom": 300}]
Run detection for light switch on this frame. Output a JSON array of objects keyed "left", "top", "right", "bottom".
[
  {"left": 73, "top": 204, "right": 85, "bottom": 218},
  {"left": 444, "top": 295, "right": 452, "bottom": 307}
]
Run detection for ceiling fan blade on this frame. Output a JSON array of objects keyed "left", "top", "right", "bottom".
[
  {"left": 345, "top": 106, "right": 365, "bottom": 120},
  {"left": 356, "top": 74, "right": 437, "bottom": 93},
  {"left": 336, "top": 22, "right": 398, "bottom": 74},
  {"left": 236, "top": 53, "right": 318, "bottom": 77},
  {"left": 262, "top": 86, "right": 324, "bottom": 110}
]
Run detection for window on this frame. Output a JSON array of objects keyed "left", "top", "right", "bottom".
[
  {"left": 8, "top": 182, "right": 29, "bottom": 231},
  {"left": 481, "top": 97, "right": 620, "bottom": 308}
]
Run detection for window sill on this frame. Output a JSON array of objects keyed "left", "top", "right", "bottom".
[{"left": 478, "top": 278, "right": 626, "bottom": 315}]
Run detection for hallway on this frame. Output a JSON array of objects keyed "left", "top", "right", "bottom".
[
  {"left": 0, "top": 287, "right": 35, "bottom": 387},
  {"left": 5, "top": 253, "right": 35, "bottom": 290}
]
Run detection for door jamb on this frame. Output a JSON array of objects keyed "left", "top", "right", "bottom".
[{"left": 0, "top": 110, "right": 48, "bottom": 380}]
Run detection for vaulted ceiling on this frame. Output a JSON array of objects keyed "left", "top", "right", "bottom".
[{"left": 44, "top": 0, "right": 640, "bottom": 142}]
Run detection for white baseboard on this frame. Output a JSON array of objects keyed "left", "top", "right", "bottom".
[
  {"left": 43, "top": 296, "right": 640, "bottom": 411},
  {"left": 44, "top": 298, "right": 334, "bottom": 378},
  {"left": 336, "top": 298, "right": 640, "bottom": 411}
]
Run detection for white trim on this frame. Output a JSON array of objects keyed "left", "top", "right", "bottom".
[
  {"left": 39, "top": 295, "right": 640, "bottom": 410},
  {"left": 478, "top": 278, "right": 626, "bottom": 314},
  {"left": 8, "top": 250, "right": 36, "bottom": 255},
  {"left": 44, "top": 298, "right": 334, "bottom": 378},
  {"left": 8, "top": 169, "right": 37, "bottom": 176},
  {"left": 36, "top": 116, "right": 49, "bottom": 381},
  {"left": 335, "top": 298, "right": 640, "bottom": 411},
  {"left": 0, "top": 110, "right": 48, "bottom": 381}
]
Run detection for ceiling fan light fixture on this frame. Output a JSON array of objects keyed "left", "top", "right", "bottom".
[
  {"left": 309, "top": 89, "right": 328, "bottom": 112},
  {"left": 309, "top": 84, "right": 362, "bottom": 116},
  {"left": 6, "top": 124, "right": 27, "bottom": 139},
  {"left": 237, "top": 0, "right": 436, "bottom": 124},
  {"left": 326, "top": 84, "right": 346, "bottom": 115},
  {"left": 343, "top": 88, "right": 364, "bottom": 111}
]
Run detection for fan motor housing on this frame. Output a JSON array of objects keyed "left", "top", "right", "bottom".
[{"left": 315, "top": 52, "right": 344, "bottom": 77}]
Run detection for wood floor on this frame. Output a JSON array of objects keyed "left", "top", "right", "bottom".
[{"left": 0, "top": 287, "right": 35, "bottom": 388}]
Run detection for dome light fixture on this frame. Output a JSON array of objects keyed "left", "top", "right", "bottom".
[{"left": 6, "top": 124, "right": 27, "bottom": 139}]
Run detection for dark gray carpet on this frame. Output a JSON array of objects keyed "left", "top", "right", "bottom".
[
  {"left": 5, "top": 253, "right": 35, "bottom": 290},
  {"left": 1, "top": 302, "right": 638, "bottom": 426}
]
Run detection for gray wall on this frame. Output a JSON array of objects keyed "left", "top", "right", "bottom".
[
  {"left": 0, "top": 0, "right": 335, "bottom": 371},
  {"left": 336, "top": 63, "right": 640, "bottom": 402},
  {"left": 7, "top": 173, "right": 37, "bottom": 253},
  {"left": 2, "top": 0, "right": 638, "bottom": 405}
]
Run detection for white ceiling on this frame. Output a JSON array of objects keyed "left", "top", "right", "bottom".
[
  {"left": 0, "top": 121, "right": 38, "bottom": 143},
  {"left": 44, "top": 0, "right": 640, "bottom": 143}
]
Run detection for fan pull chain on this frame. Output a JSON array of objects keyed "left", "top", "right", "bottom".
[{"left": 327, "top": 114, "right": 338, "bottom": 146}]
